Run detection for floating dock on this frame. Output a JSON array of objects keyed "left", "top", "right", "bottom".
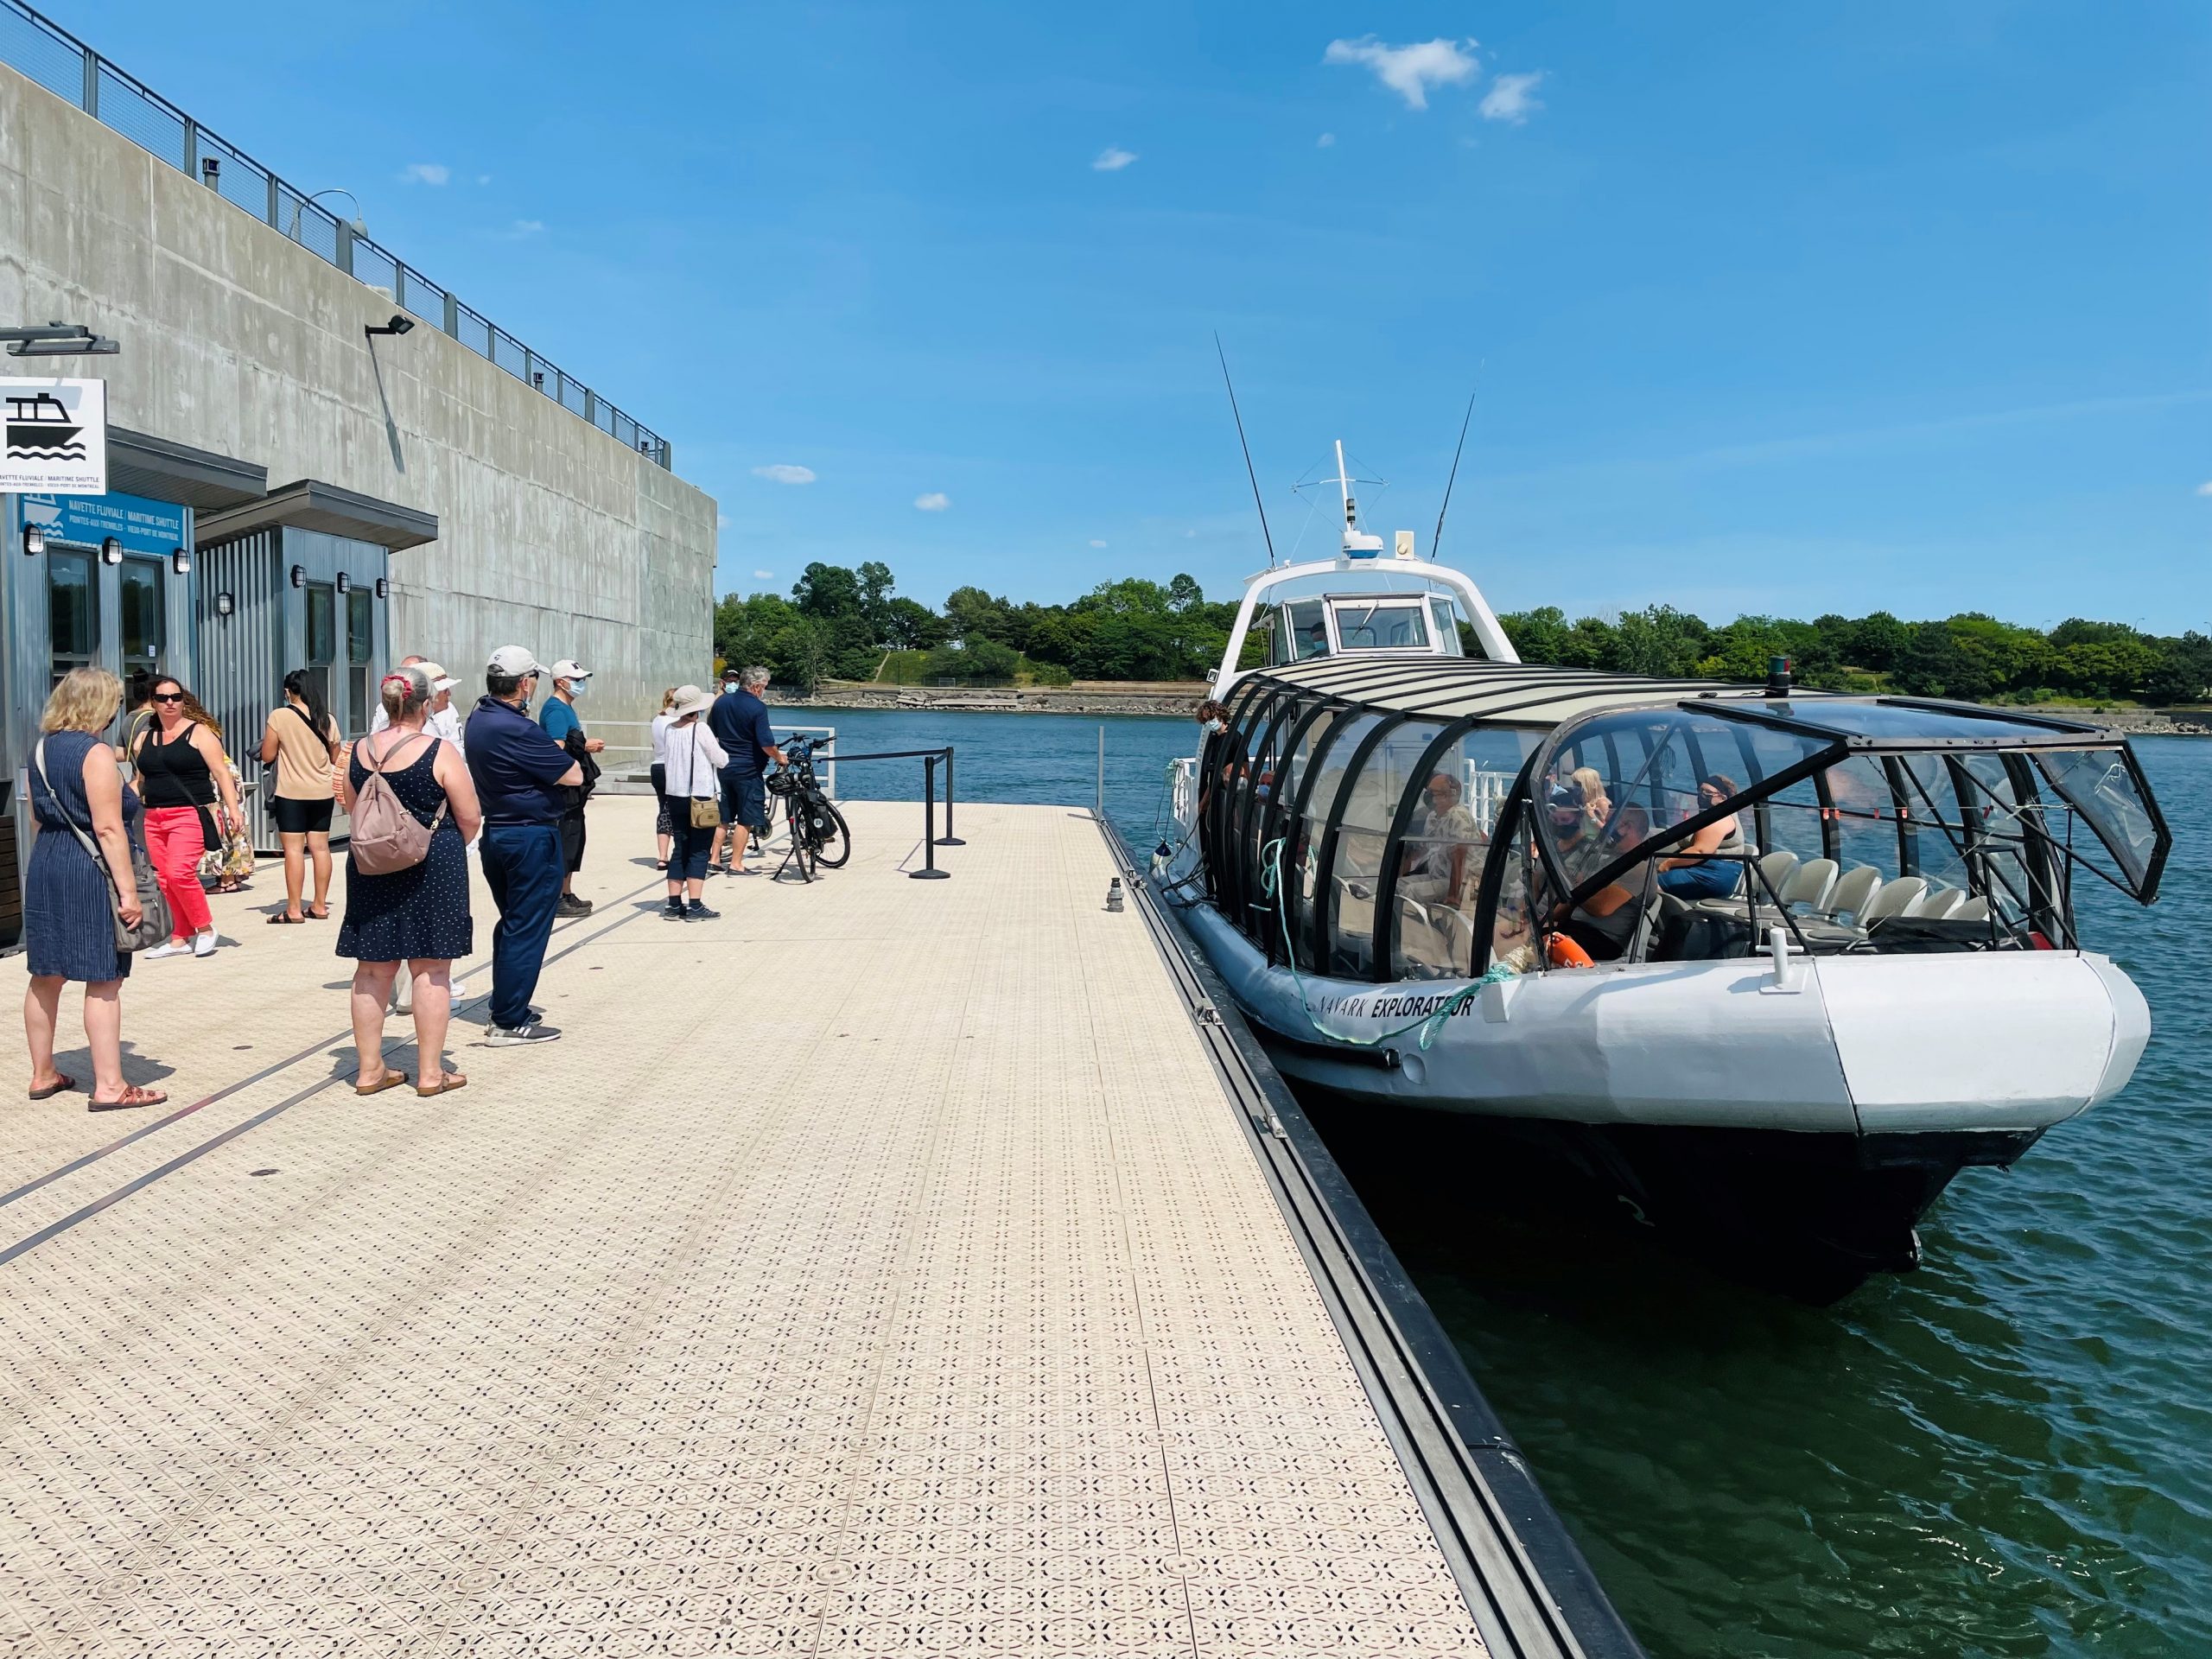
[{"left": 0, "top": 796, "right": 1633, "bottom": 1656}]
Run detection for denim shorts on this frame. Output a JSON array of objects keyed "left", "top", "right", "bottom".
[{"left": 719, "top": 769, "right": 767, "bottom": 831}]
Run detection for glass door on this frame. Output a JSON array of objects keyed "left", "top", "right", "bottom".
[
  {"left": 346, "top": 585, "right": 373, "bottom": 735},
  {"left": 47, "top": 549, "right": 97, "bottom": 690},
  {"left": 119, "top": 557, "right": 165, "bottom": 689},
  {"left": 305, "top": 582, "right": 337, "bottom": 728}
]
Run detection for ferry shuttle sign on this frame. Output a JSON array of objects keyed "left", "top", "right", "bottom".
[{"left": 1, "top": 377, "right": 106, "bottom": 493}]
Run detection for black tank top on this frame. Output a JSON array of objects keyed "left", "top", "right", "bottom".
[{"left": 136, "top": 721, "right": 217, "bottom": 809}]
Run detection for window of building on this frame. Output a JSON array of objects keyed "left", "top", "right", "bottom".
[{"left": 305, "top": 582, "right": 337, "bottom": 728}]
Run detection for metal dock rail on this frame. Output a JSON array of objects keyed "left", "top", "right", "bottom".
[{"left": 0, "top": 796, "right": 1636, "bottom": 1656}]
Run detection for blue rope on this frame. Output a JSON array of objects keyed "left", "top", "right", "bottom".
[{"left": 1259, "top": 837, "right": 1515, "bottom": 1052}]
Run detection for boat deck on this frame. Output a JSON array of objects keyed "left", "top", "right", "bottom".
[{"left": 0, "top": 798, "right": 1503, "bottom": 1656}]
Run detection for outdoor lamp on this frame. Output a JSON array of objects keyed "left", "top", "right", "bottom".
[
  {"left": 99, "top": 537, "right": 123, "bottom": 566},
  {"left": 374, "top": 575, "right": 389, "bottom": 599},
  {"left": 365, "top": 314, "right": 415, "bottom": 339},
  {"left": 289, "top": 564, "right": 305, "bottom": 588},
  {"left": 336, "top": 572, "right": 352, "bottom": 594},
  {"left": 171, "top": 546, "right": 191, "bottom": 575},
  {"left": 201, "top": 157, "right": 219, "bottom": 187},
  {"left": 214, "top": 592, "right": 234, "bottom": 617},
  {"left": 21, "top": 522, "right": 44, "bottom": 556}
]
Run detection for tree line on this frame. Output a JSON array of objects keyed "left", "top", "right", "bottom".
[{"left": 713, "top": 561, "right": 2212, "bottom": 704}]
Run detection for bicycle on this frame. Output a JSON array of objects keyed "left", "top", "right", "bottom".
[{"left": 766, "top": 734, "right": 849, "bottom": 880}]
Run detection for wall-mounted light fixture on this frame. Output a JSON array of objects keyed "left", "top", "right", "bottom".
[
  {"left": 289, "top": 564, "right": 305, "bottom": 588},
  {"left": 21, "top": 522, "right": 44, "bottom": 556},
  {"left": 99, "top": 537, "right": 123, "bottom": 566},
  {"left": 2, "top": 321, "right": 120, "bottom": 358},
  {"left": 364, "top": 314, "right": 416, "bottom": 339},
  {"left": 374, "top": 575, "right": 389, "bottom": 599},
  {"left": 531, "top": 372, "right": 543, "bottom": 390},
  {"left": 170, "top": 546, "right": 192, "bottom": 576},
  {"left": 336, "top": 572, "right": 352, "bottom": 594},
  {"left": 201, "top": 156, "right": 220, "bottom": 188},
  {"left": 214, "top": 591, "right": 234, "bottom": 617}
]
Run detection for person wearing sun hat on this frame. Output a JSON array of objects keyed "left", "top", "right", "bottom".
[
  {"left": 539, "top": 658, "right": 604, "bottom": 918},
  {"left": 372, "top": 656, "right": 465, "bottom": 753},
  {"left": 656, "top": 685, "right": 726, "bottom": 922}
]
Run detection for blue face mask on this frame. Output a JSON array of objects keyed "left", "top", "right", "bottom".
[{"left": 568, "top": 681, "right": 588, "bottom": 699}]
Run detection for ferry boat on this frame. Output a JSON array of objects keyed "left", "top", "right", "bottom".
[{"left": 1157, "top": 444, "right": 2169, "bottom": 1299}]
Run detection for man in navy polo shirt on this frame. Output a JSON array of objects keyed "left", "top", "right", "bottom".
[
  {"left": 706, "top": 665, "right": 786, "bottom": 874},
  {"left": 466, "top": 646, "right": 582, "bottom": 1046}
]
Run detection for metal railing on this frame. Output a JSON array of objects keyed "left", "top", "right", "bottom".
[
  {"left": 0, "top": 0, "right": 672, "bottom": 471},
  {"left": 591, "top": 721, "right": 840, "bottom": 798}
]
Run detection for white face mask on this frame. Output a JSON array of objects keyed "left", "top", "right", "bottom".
[
  {"left": 568, "top": 680, "right": 588, "bottom": 699},
  {"left": 722, "top": 682, "right": 739, "bottom": 695},
  {"left": 1208, "top": 719, "right": 1228, "bottom": 735}
]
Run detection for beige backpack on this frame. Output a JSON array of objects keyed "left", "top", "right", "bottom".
[{"left": 351, "top": 734, "right": 448, "bottom": 874}]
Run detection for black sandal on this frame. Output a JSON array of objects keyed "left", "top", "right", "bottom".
[{"left": 267, "top": 912, "right": 307, "bottom": 925}]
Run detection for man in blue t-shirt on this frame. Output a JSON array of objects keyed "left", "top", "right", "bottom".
[
  {"left": 538, "top": 658, "right": 604, "bottom": 917},
  {"left": 705, "top": 665, "right": 786, "bottom": 874},
  {"left": 467, "top": 647, "right": 582, "bottom": 1046}
]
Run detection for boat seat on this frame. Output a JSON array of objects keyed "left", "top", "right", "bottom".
[
  {"left": 1919, "top": 887, "right": 1966, "bottom": 920},
  {"left": 1432, "top": 906, "right": 1478, "bottom": 976},
  {"left": 1756, "top": 849, "right": 1799, "bottom": 897},
  {"left": 1395, "top": 894, "right": 1452, "bottom": 980},
  {"left": 1859, "top": 875, "right": 1927, "bottom": 923},
  {"left": 1816, "top": 864, "right": 1882, "bottom": 924},
  {"left": 1952, "top": 894, "right": 1991, "bottom": 923},
  {"left": 1777, "top": 858, "right": 1838, "bottom": 912}
]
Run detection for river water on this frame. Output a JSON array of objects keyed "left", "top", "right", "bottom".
[{"left": 810, "top": 709, "right": 2211, "bottom": 1656}]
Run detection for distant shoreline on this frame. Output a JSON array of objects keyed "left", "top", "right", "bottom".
[{"left": 766, "top": 683, "right": 2210, "bottom": 735}]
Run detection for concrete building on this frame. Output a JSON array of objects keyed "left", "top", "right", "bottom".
[{"left": 0, "top": 6, "right": 715, "bottom": 933}]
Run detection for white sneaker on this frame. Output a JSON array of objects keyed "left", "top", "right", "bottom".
[
  {"left": 142, "top": 940, "right": 191, "bottom": 960},
  {"left": 192, "top": 931, "right": 218, "bottom": 958}
]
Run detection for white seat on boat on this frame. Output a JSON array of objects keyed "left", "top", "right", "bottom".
[
  {"left": 1952, "top": 894, "right": 1991, "bottom": 923},
  {"left": 1777, "top": 858, "right": 1838, "bottom": 912},
  {"left": 1432, "top": 906, "right": 1478, "bottom": 976},
  {"left": 1395, "top": 894, "right": 1447, "bottom": 978},
  {"left": 1919, "top": 887, "right": 1966, "bottom": 920},
  {"left": 1859, "top": 874, "right": 1927, "bottom": 924},
  {"left": 1820, "top": 864, "right": 1882, "bottom": 924},
  {"left": 1757, "top": 849, "right": 1799, "bottom": 896}
]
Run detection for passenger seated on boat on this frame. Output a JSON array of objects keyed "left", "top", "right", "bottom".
[
  {"left": 1544, "top": 779, "right": 1606, "bottom": 884},
  {"left": 1551, "top": 805, "right": 1656, "bottom": 963},
  {"left": 1656, "top": 773, "right": 1745, "bottom": 902},
  {"left": 1400, "top": 771, "right": 1480, "bottom": 909}
]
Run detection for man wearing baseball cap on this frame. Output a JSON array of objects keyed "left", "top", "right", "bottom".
[
  {"left": 464, "top": 647, "right": 581, "bottom": 1046},
  {"left": 539, "top": 658, "right": 604, "bottom": 918}
]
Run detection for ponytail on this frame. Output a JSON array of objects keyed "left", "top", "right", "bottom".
[{"left": 283, "top": 668, "right": 335, "bottom": 742}]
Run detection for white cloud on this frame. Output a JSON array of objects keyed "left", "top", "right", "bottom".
[
  {"left": 401, "top": 162, "right": 451, "bottom": 186},
  {"left": 914, "top": 492, "right": 951, "bottom": 512},
  {"left": 2197, "top": 480, "right": 2212, "bottom": 497},
  {"left": 1089, "top": 539, "right": 1108, "bottom": 548},
  {"left": 1323, "top": 36, "right": 1479, "bottom": 110},
  {"left": 751, "top": 463, "right": 817, "bottom": 485},
  {"left": 1479, "top": 71, "right": 1546, "bottom": 124},
  {"left": 1092, "top": 146, "right": 1138, "bottom": 172},
  {"left": 753, "top": 569, "right": 774, "bottom": 581},
  {"left": 1317, "top": 132, "right": 1337, "bottom": 148},
  {"left": 475, "top": 173, "right": 492, "bottom": 186},
  {"left": 497, "top": 219, "right": 545, "bottom": 239},
  {"left": 715, "top": 512, "right": 730, "bottom": 529}
]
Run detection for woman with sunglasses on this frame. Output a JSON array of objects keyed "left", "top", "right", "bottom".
[
  {"left": 1656, "top": 772, "right": 1746, "bottom": 901},
  {"left": 129, "top": 676, "right": 245, "bottom": 959}
]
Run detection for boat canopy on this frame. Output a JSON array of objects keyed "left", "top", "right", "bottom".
[{"left": 1195, "top": 661, "right": 2170, "bottom": 988}]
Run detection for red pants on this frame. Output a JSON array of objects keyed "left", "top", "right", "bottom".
[{"left": 142, "top": 806, "right": 211, "bottom": 941}]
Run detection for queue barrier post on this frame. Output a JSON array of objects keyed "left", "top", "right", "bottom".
[
  {"left": 936, "top": 745, "right": 964, "bottom": 846},
  {"left": 912, "top": 754, "right": 951, "bottom": 880}
]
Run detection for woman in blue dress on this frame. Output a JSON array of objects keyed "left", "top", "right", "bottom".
[
  {"left": 22, "top": 667, "right": 168, "bottom": 1110},
  {"left": 336, "top": 664, "right": 481, "bottom": 1099}
]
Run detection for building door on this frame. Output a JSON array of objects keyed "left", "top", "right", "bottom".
[
  {"left": 346, "top": 582, "right": 374, "bottom": 737},
  {"left": 46, "top": 547, "right": 98, "bottom": 690},
  {"left": 304, "top": 581, "right": 337, "bottom": 728},
  {"left": 118, "top": 556, "right": 166, "bottom": 710}
]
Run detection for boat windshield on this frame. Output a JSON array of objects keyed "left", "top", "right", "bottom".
[
  {"left": 1497, "top": 698, "right": 2170, "bottom": 969},
  {"left": 1330, "top": 598, "right": 1433, "bottom": 652}
]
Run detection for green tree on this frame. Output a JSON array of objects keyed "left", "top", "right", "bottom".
[
  {"left": 1850, "top": 612, "right": 1912, "bottom": 672},
  {"left": 944, "top": 585, "right": 1014, "bottom": 645},
  {"left": 880, "top": 596, "right": 949, "bottom": 651},
  {"left": 1607, "top": 605, "right": 1709, "bottom": 677},
  {"left": 792, "top": 562, "right": 864, "bottom": 620},
  {"left": 1499, "top": 607, "right": 1574, "bottom": 664}
]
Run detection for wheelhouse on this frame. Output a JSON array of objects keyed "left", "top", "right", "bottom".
[{"left": 1196, "top": 658, "right": 2171, "bottom": 985}]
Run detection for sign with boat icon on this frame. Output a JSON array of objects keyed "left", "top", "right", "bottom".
[{"left": 1, "top": 377, "right": 106, "bottom": 493}]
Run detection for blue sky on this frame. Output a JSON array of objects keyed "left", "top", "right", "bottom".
[{"left": 67, "top": 1, "right": 2212, "bottom": 630}]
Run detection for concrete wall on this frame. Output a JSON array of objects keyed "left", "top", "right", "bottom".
[{"left": 0, "top": 61, "right": 717, "bottom": 731}]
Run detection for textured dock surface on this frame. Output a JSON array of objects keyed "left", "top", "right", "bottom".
[{"left": 0, "top": 797, "right": 1486, "bottom": 1656}]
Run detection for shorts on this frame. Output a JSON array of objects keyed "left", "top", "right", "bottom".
[
  {"left": 272, "top": 795, "right": 334, "bottom": 836},
  {"left": 559, "top": 806, "right": 588, "bottom": 874},
  {"left": 719, "top": 769, "right": 766, "bottom": 832}
]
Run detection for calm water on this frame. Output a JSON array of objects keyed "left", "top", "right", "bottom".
[{"left": 808, "top": 709, "right": 2212, "bottom": 1656}]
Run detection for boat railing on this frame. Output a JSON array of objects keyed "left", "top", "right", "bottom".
[
  {"left": 0, "top": 0, "right": 674, "bottom": 469},
  {"left": 1169, "top": 756, "right": 1200, "bottom": 826}
]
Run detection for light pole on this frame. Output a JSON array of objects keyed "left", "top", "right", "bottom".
[
  {"left": 1, "top": 321, "right": 118, "bottom": 357},
  {"left": 287, "top": 188, "right": 367, "bottom": 245}
]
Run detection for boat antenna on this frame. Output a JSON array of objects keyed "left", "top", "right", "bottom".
[
  {"left": 1215, "top": 333, "right": 1278, "bottom": 567},
  {"left": 1430, "top": 371, "right": 1480, "bottom": 562}
]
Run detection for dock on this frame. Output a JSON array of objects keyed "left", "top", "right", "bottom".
[{"left": 0, "top": 796, "right": 1623, "bottom": 1656}]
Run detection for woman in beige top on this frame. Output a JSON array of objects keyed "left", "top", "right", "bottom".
[{"left": 257, "top": 670, "right": 345, "bottom": 924}]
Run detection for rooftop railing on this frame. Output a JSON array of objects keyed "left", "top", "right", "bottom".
[{"left": 0, "top": 0, "right": 673, "bottom": 472}]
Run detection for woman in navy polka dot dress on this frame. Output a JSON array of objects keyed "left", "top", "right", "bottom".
[{"left": 337, "top": 665, "right": 482, "bottom": 1099}]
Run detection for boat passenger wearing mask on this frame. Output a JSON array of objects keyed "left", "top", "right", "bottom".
[
  {"left": 1656, "top": 774, "right": 1746, "bottom": 901},
  {"left": 1554, "top": 804, "right": 1656, "bottom": 963},
  {"left": 1402, "top": 771, "right": 1480, "bottom": 910}
]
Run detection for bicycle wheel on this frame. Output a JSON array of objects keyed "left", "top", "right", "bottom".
[
  {"left": 785, "top": 797, "right": 816, "bottom": 880},
  {"left": 808, "top": 798, "right": 851, "bottom": 869}
]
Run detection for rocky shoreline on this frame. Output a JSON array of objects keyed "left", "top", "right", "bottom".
[
  {"left": 770, "top": 685, "right": 1201, "bottom": 719},
  {"left": 2031, "top": 707, "right": 2211, "bottom": 736}
]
